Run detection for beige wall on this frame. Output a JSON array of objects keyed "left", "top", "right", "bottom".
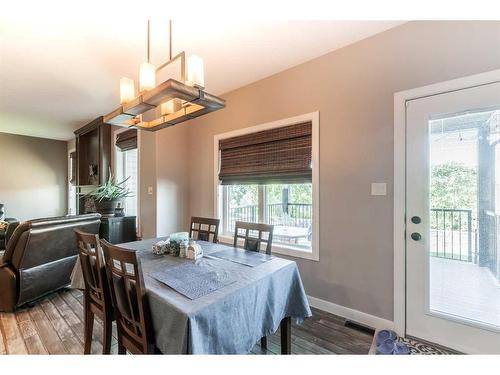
[
  {"left": 138, "top": 131, "right": 157, "bottom": 239},
  {"left": 0, "top": 132, "right": 68, "bottom": 221},
  {"left": 155, "top": 125, "right": 190, "bottom": 236},
  {"left": 138, "top": 125, "right": 190, "bottom": 239},
  {"left": 149, "top": 21, "right": 500, "bottom": 321}
]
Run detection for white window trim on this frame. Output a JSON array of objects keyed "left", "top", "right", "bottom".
[{"left": 213, "top": 111, "right": 320, "bottom": 261}]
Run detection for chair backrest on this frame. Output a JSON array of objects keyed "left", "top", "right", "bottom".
[
  {"left": 189, "top": 216, "right": 220, "bottom": 243},
  {"left": 75, "top": 229, "right": 110, "bottom": 311},
  {"left": 233, "top": 221, "right": 274, "bottom": 255},
  {"left": 100, "top": 240, "right": 153, "bottom": 354}
]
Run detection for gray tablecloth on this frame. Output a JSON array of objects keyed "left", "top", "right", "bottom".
[{"left": 73, "top": 238, "right": 312, "bottom": 354}]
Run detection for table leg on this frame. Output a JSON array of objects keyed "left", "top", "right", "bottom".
[{"left": 280, "top": 316, "right": 291, "bottom": 354}]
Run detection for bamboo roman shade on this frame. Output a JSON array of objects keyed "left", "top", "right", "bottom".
[
  {"left": 218, "top": 121, "right": 312, "bottom": 185},
  {"left": 115, "top": 129, "right": 137, "bottom": 151}
]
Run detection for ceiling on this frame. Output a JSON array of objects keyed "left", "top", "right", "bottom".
[{"left": 0, "top": 19, "right": 404, "bottom": 141}]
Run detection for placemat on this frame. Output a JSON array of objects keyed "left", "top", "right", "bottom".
[
  {"left": 207, "top": 248, "right": 273, "bottom": 267},
  {"left": 151, "top": 263, "right": 236, "bottom": 300}
]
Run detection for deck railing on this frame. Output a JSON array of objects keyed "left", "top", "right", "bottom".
[
  {"left": 431, "top": 208, "right": 476, "bottom": 263},
  {"left": 227, "top": 203, "right": 312, "bottom": 233}
]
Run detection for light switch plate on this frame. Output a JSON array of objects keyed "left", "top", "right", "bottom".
[
  {"left": 371, "top": 183, "right": 387, "bottom": 196},
  {"left": 147, "top": 186, "right": 153, "bottom": 195}
]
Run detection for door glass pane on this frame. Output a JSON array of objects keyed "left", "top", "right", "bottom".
[{"left": 429, "top": 108, "right": 500, "bottom": 328}]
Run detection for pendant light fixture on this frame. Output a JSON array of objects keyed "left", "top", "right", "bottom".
[{"left": 108, "top": 20, "right": 225, "bottom": 131}]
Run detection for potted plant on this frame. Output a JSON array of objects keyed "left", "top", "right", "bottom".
[{"left": 86, "top": 171, "right": 134, "bottom": 216}]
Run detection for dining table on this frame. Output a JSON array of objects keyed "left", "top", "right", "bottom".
[{"left": 70, "top": 236, "right": 312, "bottom": 354}]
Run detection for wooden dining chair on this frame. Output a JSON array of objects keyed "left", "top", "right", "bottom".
[
  {"left": 100, "top": 239, "right": 155, "bottom": 354},
  {"left": 189, "top": 216, "right": 220, "bottom": 243},
  {"left": 233, "top": 221, "right": 274, "bottom": 351},
  {"left": 233, "top": 221, "right": 274, "bottom": 255},
  {"left": 75, "top": 229, "right": 114, "bottom": 355}
]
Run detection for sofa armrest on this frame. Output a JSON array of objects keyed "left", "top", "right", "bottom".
[
  {"left": 0, "top": 265, "right": 17, "bottom": 311},
  {"left": 5, "top": 221, "right": 19, "bottom": 247}
]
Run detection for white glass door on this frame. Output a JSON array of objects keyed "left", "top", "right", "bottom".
[{"left": 406, "top": 81, "right": 500, "bottom": 353}]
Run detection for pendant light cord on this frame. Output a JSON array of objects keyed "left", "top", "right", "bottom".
[
  {"left": 169, "top": 20, "right": 173, "bottom": 61},
  {"left": 147, "top": 20, "right": 151, "bottom": 63}
]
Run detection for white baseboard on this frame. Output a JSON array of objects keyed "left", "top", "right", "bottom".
[{"left": 307, "top": 295, "right": 395, "bottom": 331}]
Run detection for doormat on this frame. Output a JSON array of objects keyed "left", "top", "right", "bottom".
[
  {"left": 397, "top": 336, "right": 457, "bottom": 355},
  {"left": 369, "top": 332, "right": 458, "bottom": 354}
]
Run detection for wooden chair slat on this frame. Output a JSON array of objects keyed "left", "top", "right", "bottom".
[
  {"left": 75, "top": 229, "right": 114, "bottom": 355},
  {"left": 100, "top": 239, "right": 155, "bottom": 354},
  {"left": 233, "top": 221, "right": 274, "bottom": 255},
  {"left": 189, "top": 216, "right": 220, "bottom": 243}
]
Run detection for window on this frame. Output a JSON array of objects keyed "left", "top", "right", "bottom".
[
  {"left": 215, "top": 112, "right": 319, "bottom": 260},
  {"left": 221, "top": 183, "right": 313, "bottom": 251},
  {"left": 115, "top": 129, "right": 138, "bottom": 220},
  {"left": 68, "top": 150, "right": 77, "bottom": 215},
  {"left": 122, "top": 148, "right": 138, "bottom": 217}
]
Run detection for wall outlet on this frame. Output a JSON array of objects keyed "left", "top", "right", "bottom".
[
  {"left": 147, "top": 186, "right": 153, "bottom": 195},
  {"left": 371, "top": 183, "right": 387, "bottom": 196}
]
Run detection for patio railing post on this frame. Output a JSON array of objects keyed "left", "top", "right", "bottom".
[{"left": 467, "top": 210, "right": 472, "bottom": 263}]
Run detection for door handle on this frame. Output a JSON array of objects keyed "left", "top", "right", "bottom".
[
  {"left": 411, "top": 232, "right": 422, "bottom": 241},
  {"left": 411, "top": 216, "right": 421, "bottom": 224}
]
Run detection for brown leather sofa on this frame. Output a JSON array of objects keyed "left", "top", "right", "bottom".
[{"left": 0, "top": 214, "right": 101, "bottom": 311}]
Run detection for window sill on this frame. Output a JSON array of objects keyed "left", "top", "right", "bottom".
[{"left": 217, "top": 234, "right": 319, "bottom": 262}]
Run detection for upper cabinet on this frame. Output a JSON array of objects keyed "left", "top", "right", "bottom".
[{"left": 74, "top": 116, "right": 111, "bottom": 186}]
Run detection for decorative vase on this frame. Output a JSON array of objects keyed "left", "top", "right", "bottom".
[
  {"left": 95, "top": 199, "right": 121, "bottom": 216},
  {"left": 114, "top": 202, "right": 125, "bottom": 217}
]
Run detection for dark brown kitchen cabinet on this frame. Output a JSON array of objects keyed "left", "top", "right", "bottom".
[{"left": 74, "top": 116, "right": 112, "bottom": 214}]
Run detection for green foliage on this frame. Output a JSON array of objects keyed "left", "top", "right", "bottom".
[
  {"left": 266, "top": 184, "right": 312, "bottom": 204},
  {"left": 228, "top": 184, "right": 312, "bottom": 207},
  {"left": 86, "top": 170, "right": 134, "bottom": 202},
  {"left": 228, "top": 185, "right": 258, "bottom": 207},
  {"left": 430, "top": 162, "right": 477, "bottom": 210}
]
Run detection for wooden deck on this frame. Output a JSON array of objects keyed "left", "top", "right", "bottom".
[
  {"left": 0, "top": 288, "right": 373, "bottom": 355},
  {"left": 430, "top": 257, "right": 500, "bottom": 328}
]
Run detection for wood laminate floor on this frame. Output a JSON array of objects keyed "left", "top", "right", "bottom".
[{"left": 0, "top": 288, "right": 373, "bottom": 355}]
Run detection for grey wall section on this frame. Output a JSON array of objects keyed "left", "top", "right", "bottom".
[
  {"left": 0, "top": 132, "right": 68, "bottom": 221},
  {"left": 155, "top": 125, "right": 190, "bottom": 237},
  {"left": 138, "top": 125, "right": 190, "bottom": 239},
  {"left": 150, "top": 21, "right": 500, "bottom": 321},
  {"left": 139, "top": 131, "right": 157, "bottom": 239}
]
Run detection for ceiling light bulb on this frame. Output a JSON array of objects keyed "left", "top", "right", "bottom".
[
  {"left": 161, "top": 99, "right": 181, "bottom": 115},
  {"left": 187, "top": 55, "right": 204, "bottom": 88},
  {"left": 139, "top": 62, "right": 156, "bottom": 92},
  {"left": 119, "top": 77, "right": 135, "bottom": 104}
]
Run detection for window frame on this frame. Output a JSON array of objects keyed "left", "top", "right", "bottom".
[
  {"left": 213, "top": 112, "right": 320, "bottom": 261},
  {"left": 67, "top": 147, "right": 77, "bottom": 215},
  {"left": 114, "top": 128, "right": 140, "bottom": 228}
]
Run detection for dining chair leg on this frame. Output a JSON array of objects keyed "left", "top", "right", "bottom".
[
  {"left": 118, "top": 342, "right": 126, "bottom": 354},
  {"left": 280, "top": 317, "right": 291, "bottom": 355},
  {"left": 260, "top": 336, "right": 267, "bottom": 350},
  {"left": 117, "top": 328, "right": 126, "bottom": 355},
  {"left": 83, "top": 300, "right": 94, "bottom": 355},
  {"left": 102, "top": 316, "right": 112, "bottom": 354}
]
